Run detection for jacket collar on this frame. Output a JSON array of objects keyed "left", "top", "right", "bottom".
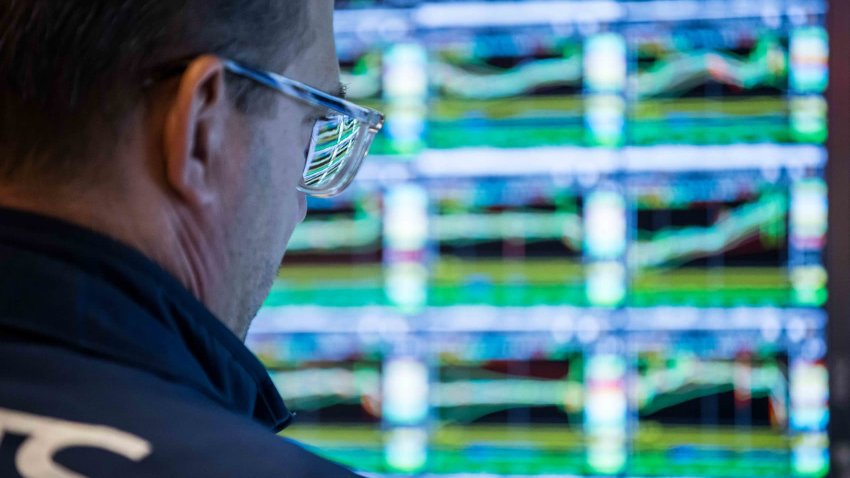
[{"left": 0, "top": 207, "right": 292, "bottom": 432}]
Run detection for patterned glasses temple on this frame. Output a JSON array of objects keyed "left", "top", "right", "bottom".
[{"left": 222, "top": 60, "right": 384, "bottom": 132}]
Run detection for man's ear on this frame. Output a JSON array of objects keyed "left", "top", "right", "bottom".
[{"left": 162, "top": 55, "right": 228, "bottom": 208}]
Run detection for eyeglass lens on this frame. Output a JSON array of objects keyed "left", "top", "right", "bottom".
[{"left": 302, "top": 115, "right": 362, "bottom": 190}]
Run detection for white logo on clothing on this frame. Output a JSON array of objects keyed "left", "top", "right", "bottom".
[{"left": 0, "top": 407, "right": 152, "bottom": 478}]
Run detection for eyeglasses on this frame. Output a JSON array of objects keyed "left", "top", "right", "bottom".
[{"left": 223, "top": 60, "right": 384, "bottom": 198}]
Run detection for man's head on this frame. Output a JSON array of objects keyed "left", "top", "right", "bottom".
[{"left": 0, "top": 0, "right": 340, "bottom": 338}]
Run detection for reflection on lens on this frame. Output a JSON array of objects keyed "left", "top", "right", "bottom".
[{"left": 303, "top": 115, "right": 361, "bottom": 188}]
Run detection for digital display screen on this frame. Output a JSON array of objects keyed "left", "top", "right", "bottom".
[{"left": 248, "top": 1, "right": 829, "bottom": 476}]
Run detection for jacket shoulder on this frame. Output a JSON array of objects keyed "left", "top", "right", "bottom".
[{"left": 0, "top": 340, "right": 363, "bottom": 478}]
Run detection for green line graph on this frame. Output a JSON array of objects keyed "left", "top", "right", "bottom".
[
  {"left": 638, "top": 360, "right": 787, "bottom": 420},
  {"left": 267, "top": 359, "right": 787, "bottom": 429},
  {"left": 635, "top": 37, "right": 788, "bottom": 97},
  {"left": 287, "top": 215, "right": 382, "bottom": 252},
  {"left": 430, "top": 37, "right": 787, "bottom": 101},
  {"left": 434, "top": 211, "right": 582, "bottom": 249},
  {"left": 432, "top": 54, "right": 583, "bottom": 100},
  {"left": 631, "top": 194, "right": 787, "bottom": 269}
]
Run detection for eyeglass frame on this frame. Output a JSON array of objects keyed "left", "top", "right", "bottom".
[
  {"left": 145, "top": 58, "right": 386, "bottom": 197},
  {"left": 223, "top": 60, "right": 384, "bottom": 133}
]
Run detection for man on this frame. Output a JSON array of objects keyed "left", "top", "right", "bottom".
[{"left": 0, "top": 1, "right": 381, "bottom": 476}]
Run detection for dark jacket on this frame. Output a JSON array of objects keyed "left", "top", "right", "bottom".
[{"left": 0, "top": 208, "right": 362, "bottom": 477}]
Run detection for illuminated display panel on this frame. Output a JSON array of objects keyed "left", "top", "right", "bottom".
[
  {"left": 626, "top": 169, "right": 827, "bottom": 309},
  {"left": 248, "top": 1, "right": 829, "bottom": 476},
  {"left": 426, "top": 30, "right": 586, "bottom": 149},
  {"left": 629, "top": 26, "right": 791, "bottom": 145},
  {"left": 429, "top": 338, "right": 584, "bottom": 475},
  {"left": 428, "top": 179, "right": 585, "bottom": 307},
  {"left": 633, "top": 338, "right": 791, "bottom": 476}
]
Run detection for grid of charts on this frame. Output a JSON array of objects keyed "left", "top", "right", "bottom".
[{"left": 247, "top": 1, "right": 830, "bottom": 476}]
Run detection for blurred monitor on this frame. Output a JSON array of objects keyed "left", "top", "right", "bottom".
[{"left": 248, "top": 1, "right": 829, "bottom": 476}]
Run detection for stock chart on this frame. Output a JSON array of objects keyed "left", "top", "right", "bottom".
[{"left": 247, "top": 1, "right": 830, "bottom": 476}]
